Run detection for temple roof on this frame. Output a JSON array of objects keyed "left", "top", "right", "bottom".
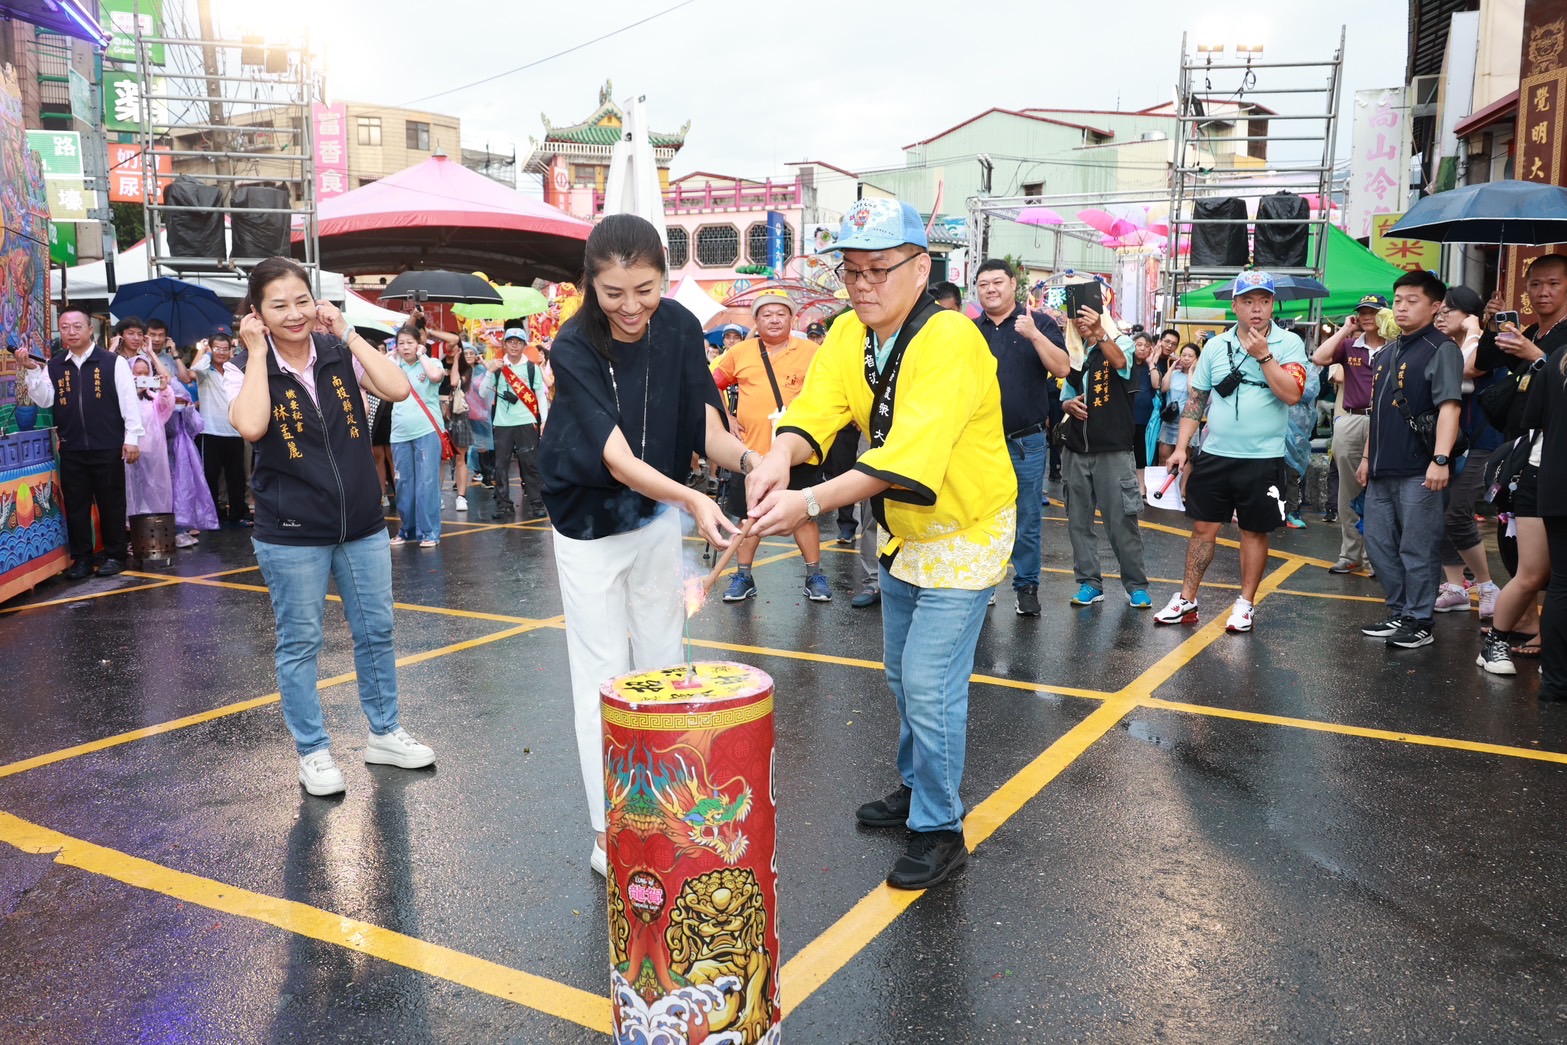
[{"left": 537, "top": 79, "right": 688, "bottom": 150}]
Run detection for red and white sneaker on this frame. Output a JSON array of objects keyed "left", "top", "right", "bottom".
[
  {"left": 1154, "top": 594, "right": 1199, "bottom": 626},
  {"left": 1225, "top": 599, "right": 1254, "bottom": 634}
]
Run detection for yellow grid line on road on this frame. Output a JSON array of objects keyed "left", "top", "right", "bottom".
[{"left": 0, "top": 811, "right": 613, "bottom": 1034}]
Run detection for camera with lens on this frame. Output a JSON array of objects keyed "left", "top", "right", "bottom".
[{"left": 1214, "top": 368, "right": 1246, "bottom": 398}]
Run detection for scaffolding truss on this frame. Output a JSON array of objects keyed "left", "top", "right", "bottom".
[
  {"left": 1161, "top": 30, "right": 1345, "bottom": 323},
  {"left": 132, "top": 24, "right": 322, "bottom": 289}
]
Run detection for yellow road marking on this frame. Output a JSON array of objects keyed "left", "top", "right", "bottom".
[
  {"left": 0, "top": 579, "right": 182, "bottom": 614},
  {"left": 1273, "top": 587, "right": 1385, "bottom": 604},
  {"left": 778, "top": 559, "right": 1302, "bottom": 1018},
  {"left": 122, "top": 572, "right": 545, "bottom": 627},
  {"left": 0, "top": 811, "right": 612, "bottom": 1033},
  {"left": 1143, "top": 697, "right": 1567, "bottom": 766},
  {"left": 197, "top": 565, "right": 262, "bottom": 578},
  {"left": 0, "top": 623, "right": 546, "bottom": 780}
]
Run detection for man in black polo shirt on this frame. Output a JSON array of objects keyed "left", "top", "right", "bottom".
[
  {"left": 19, "top": 306, "right": 144, "bottom": 578},
  {"left": 1358, "top": 270, "right": 1465, "bottom": 650},
  {"left": 973, "top": 258, "right": 1065, "bottom": 616}
]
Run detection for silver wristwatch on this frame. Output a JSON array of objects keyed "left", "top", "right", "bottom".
[{"left": 802, "top": 486, "right": 821, "bottom": 518}]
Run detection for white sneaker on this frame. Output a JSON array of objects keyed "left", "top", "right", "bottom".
[
  {"left": 1476, "top": 581, "right": 1500, "bottom": 620},
  {"left": 174, "top": 532, "right": 198, "bottom": 548},
  {"left": 1153, "top": 594, "right": 1199, "bottom": 626},
  {"left": 455, "top": 495, "right": 468, "bottom": 511},
  {"left": 591, "top": 841, "right": 607, "bottom": 878},
  {"left": 364, "top": 727, "right": 436, "bottom": 769},
  {"left": 1225, "top": 600, "right": 1254, "bottom": 634},
  {"left": 298, "top": 750, "right": 346, "bottom": 796}
]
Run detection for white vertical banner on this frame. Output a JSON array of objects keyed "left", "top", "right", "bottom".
[{"left": 1345, "top": 88, "right": 1411, "bottom": 240}]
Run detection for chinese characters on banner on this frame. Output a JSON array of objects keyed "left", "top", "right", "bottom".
[
  {"left": 1504, "top": 2, "right": 1567, "bottom": 320},
  {"left": 106, "top": 143, "right": 172, "bottom": 203},
  {"left": 312, "top": 103, "right": 349, "bottom": 200},
  {"left": 1371, "top": 212, "right": 1441, "bottom": 273},
  {"left": 1346, "top": 88, "right": 1411, "bottom": 240},
  {"left": 24, "top": 130, "right": 88, "bottom": 222}
]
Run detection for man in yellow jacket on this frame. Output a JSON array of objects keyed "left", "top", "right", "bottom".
[{"left": 747, "top": 198, "right": 1015, "bottom": 889}]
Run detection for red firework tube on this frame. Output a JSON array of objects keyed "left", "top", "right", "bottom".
[{"left": 601, "top": 661, "right": 780, "bottom": 1044}]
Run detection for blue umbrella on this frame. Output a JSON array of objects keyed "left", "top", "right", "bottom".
[
  {"left": 1384, "top": 180, "right": 1567, "bottom": 245},
  {"left": 109, "top": 278, "right": 236, "bottom": 347},
  {"left": 1212, "top": 274, "right": 1330, "bottom": 303}
]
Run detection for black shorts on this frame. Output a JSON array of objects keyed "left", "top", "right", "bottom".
[
  {"left": 1513, "top": 463, "right": 1540, "bottom": 518},
  {"left": 1184, "top": 452, "right": 1288, "bottom": 533},
  {"left": 725, "top": 461, "right": 822, "bottom": 520}
]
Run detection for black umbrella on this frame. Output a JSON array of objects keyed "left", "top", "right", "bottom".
[
  {"left": 1385, "top": 180, "right": 1567, "bottom": 246},
  {"left": 378, "top": 270, "right": 503, "bottom": 305}
]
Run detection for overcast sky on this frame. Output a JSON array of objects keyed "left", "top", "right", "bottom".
[{"left": 266, "top": 0, "right": 1410, "bottom": 196}]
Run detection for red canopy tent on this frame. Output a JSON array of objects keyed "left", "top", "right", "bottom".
[{"left": 295, "top": 152, "right": 593, "bottom": 284}]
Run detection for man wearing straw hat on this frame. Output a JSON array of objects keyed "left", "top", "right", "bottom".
[{"left": 747, "top": 198, "right": 1015, "bottom": 890}]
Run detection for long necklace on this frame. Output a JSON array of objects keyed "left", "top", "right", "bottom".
[{"left": 607, "top": 318, "right": 652, "bottom": 457}]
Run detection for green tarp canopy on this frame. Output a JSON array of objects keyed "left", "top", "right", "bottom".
[{"left": 1179, "top": 224, "right": 1409, "bottom": 318}]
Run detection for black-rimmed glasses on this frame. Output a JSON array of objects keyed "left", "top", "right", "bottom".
[{"left": 834, "top": 253, "right": 923, "bottom": 286}]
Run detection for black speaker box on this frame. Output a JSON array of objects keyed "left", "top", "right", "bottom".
[
  {"left": 162, "top": 177, "right": 225, "bottom": 261},
  {"left": 231, "top": 184, "right": 292, "bottom": 259},
  {"left": 1191, "top": 197, "right": 1249, "bottom": 268},
  {"left": 1254, "top": 192, "right": 1310, "bottom": 268}
]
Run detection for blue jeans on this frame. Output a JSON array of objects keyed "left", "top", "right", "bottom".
[
  {"left": 253, "top": 530, "right": 401, "bottom": 756},
  {"left": 880, "top": 566, "right": 994, "bottom": 833},
  {"left": 392, "top": 431, "right": 442, "bottom": 541},
  {"left": 1008, "top": 431, "right": 1047, "bottom": 589}
]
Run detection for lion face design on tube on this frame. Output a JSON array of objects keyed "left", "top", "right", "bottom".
[{"left": 665, "top": 867, "right": 773, "bottom": 1042}]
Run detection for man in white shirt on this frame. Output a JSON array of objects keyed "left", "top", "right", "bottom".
[
  {"left": 190, "top": 328, "right": 251, "bottom": 526},
  {"left": 19, "top": 306, "right": 145, "bottom": 578}
]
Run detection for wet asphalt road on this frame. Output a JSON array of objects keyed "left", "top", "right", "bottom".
[{"left": 1, "top": 481, "right": 1564, "bottom": 1044}]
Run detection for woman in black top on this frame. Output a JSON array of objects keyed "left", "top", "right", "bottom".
[
  {"left": 229, "top": 257, "right": 437, "bottom": 797},
  {"left": 539, "top": 214, "right": 749, "bottom": 876}
]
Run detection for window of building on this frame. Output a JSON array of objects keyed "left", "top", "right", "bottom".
[
  {"left": 1021, "top": 181, "right": 1044, "bottom": 200},
  {"left": 406, "top": 121, "right": 430, "bottom": 151},
  {"left": 746, "top": 222, "right": 794, "bottom": 266},
  {"left": 356, "top": 116, "right": 381, "bottom": 146},
  {"left": 667, "top": 227, "right": 689, "bottom": 268},
  {"left": 573, "top": 164, "right": 600, "bottom": 184},
  {"left": 695, "top": 224, "right": 739, "bottom": 267}
]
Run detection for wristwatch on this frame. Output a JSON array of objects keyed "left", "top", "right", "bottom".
[
  {"left": 1433, "top": 454, "right": 1450, "bottom": 467},
  {"left": 802, "top": 487, "right": 821, "bottom": 519},
  {"left": 739, "top": 449, "right": 757, "bottom": 475}
]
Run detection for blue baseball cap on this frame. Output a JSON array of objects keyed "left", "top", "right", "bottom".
[
  {"left": 1356, "top": 294, "right": 1388, "bottom": 311},
  {"left": 1230, "top": 270, "right": 1276, "bottom": 298},
  {"left": 820, "top": 198, "right": 928, "bottom": 254},
  {"left": 504, "top": 327, "right": 527, "bottom": 340}
]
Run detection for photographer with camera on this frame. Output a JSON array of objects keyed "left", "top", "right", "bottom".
[
  {"left": 479, "top": 327, "right": 549, "bottom": 519},
  {"left": 1313, "top": 295, "right": 1392, "bottom": 574},
  {"left": 1156, "top": 271, "right": 1308, "bottom": 633},
  {"left": 1472, "top": 254, "right": 1567, "bottom": 675}
]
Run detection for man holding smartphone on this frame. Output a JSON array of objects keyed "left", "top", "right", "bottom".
[{"left": 1156, "top": 271, "right": 1309, "bottom": 633}]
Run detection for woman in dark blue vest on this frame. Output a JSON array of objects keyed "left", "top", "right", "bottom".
[{"left": 229, "top": 257, "right": 434, "bottom": 797}]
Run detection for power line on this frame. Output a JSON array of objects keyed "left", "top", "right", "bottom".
[{"left": 350, "top": 0, "right": 701, "bottom": 119}]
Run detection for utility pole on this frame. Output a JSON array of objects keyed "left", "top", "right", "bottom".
[
  {"left": 195, "top": 0, "right": 229, "bottom": 201},
  {"left": 977, "top": 154, "right": 994, "bottom": 267}
]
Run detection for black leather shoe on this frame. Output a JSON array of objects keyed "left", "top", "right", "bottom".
[
  {"left": 63, "top": 558, "right": 93, "bottom": 581},
  {"left": 887, "top": 829, "right": 969, "bottom": 890},
  {"left": 95, "top": 559, "right": 125, "bottom": 577},
  {"left": 855, "top": 784, "right": 912, "bottom": 828},
  {"left": 492, "top": 505, "right": 515, "bottom": 520}
]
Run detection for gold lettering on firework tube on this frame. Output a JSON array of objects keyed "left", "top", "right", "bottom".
[{"left": 602, "top": 661, "right": 780, "bottom": 1044}]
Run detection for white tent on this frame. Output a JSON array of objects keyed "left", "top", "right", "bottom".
[
  {"left": 344, "top": 289, "right": 410, "bottom": 336},
  {"left": 52, "top": 235, "right": 346, "bottom": 303},
  {"left": 671, "top": 276, "right": 723, "bottom": 327}
]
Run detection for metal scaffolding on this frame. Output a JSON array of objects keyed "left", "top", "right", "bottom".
[
  {"left": 132, "top": 22, "right": 322, "bottom": 291},
  {"left": 1161, "top": 30, "right": 1346, "bottom": 324}
]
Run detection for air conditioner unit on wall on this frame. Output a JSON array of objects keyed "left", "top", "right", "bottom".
[{"left": 1411, "top": 75, "right": 1440, "bottom": 118}]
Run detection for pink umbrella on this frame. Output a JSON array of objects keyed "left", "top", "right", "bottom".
[
  {"left": 1077, "top": 207, "right": 1144, "bottom": 240},
  {"left": 1017, "top": 206, "right": 1065, "bottom": 227}
]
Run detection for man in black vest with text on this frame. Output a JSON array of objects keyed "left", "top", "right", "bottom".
[{"left": 19, "top": 307, "right": 145, "bottom": 578}]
